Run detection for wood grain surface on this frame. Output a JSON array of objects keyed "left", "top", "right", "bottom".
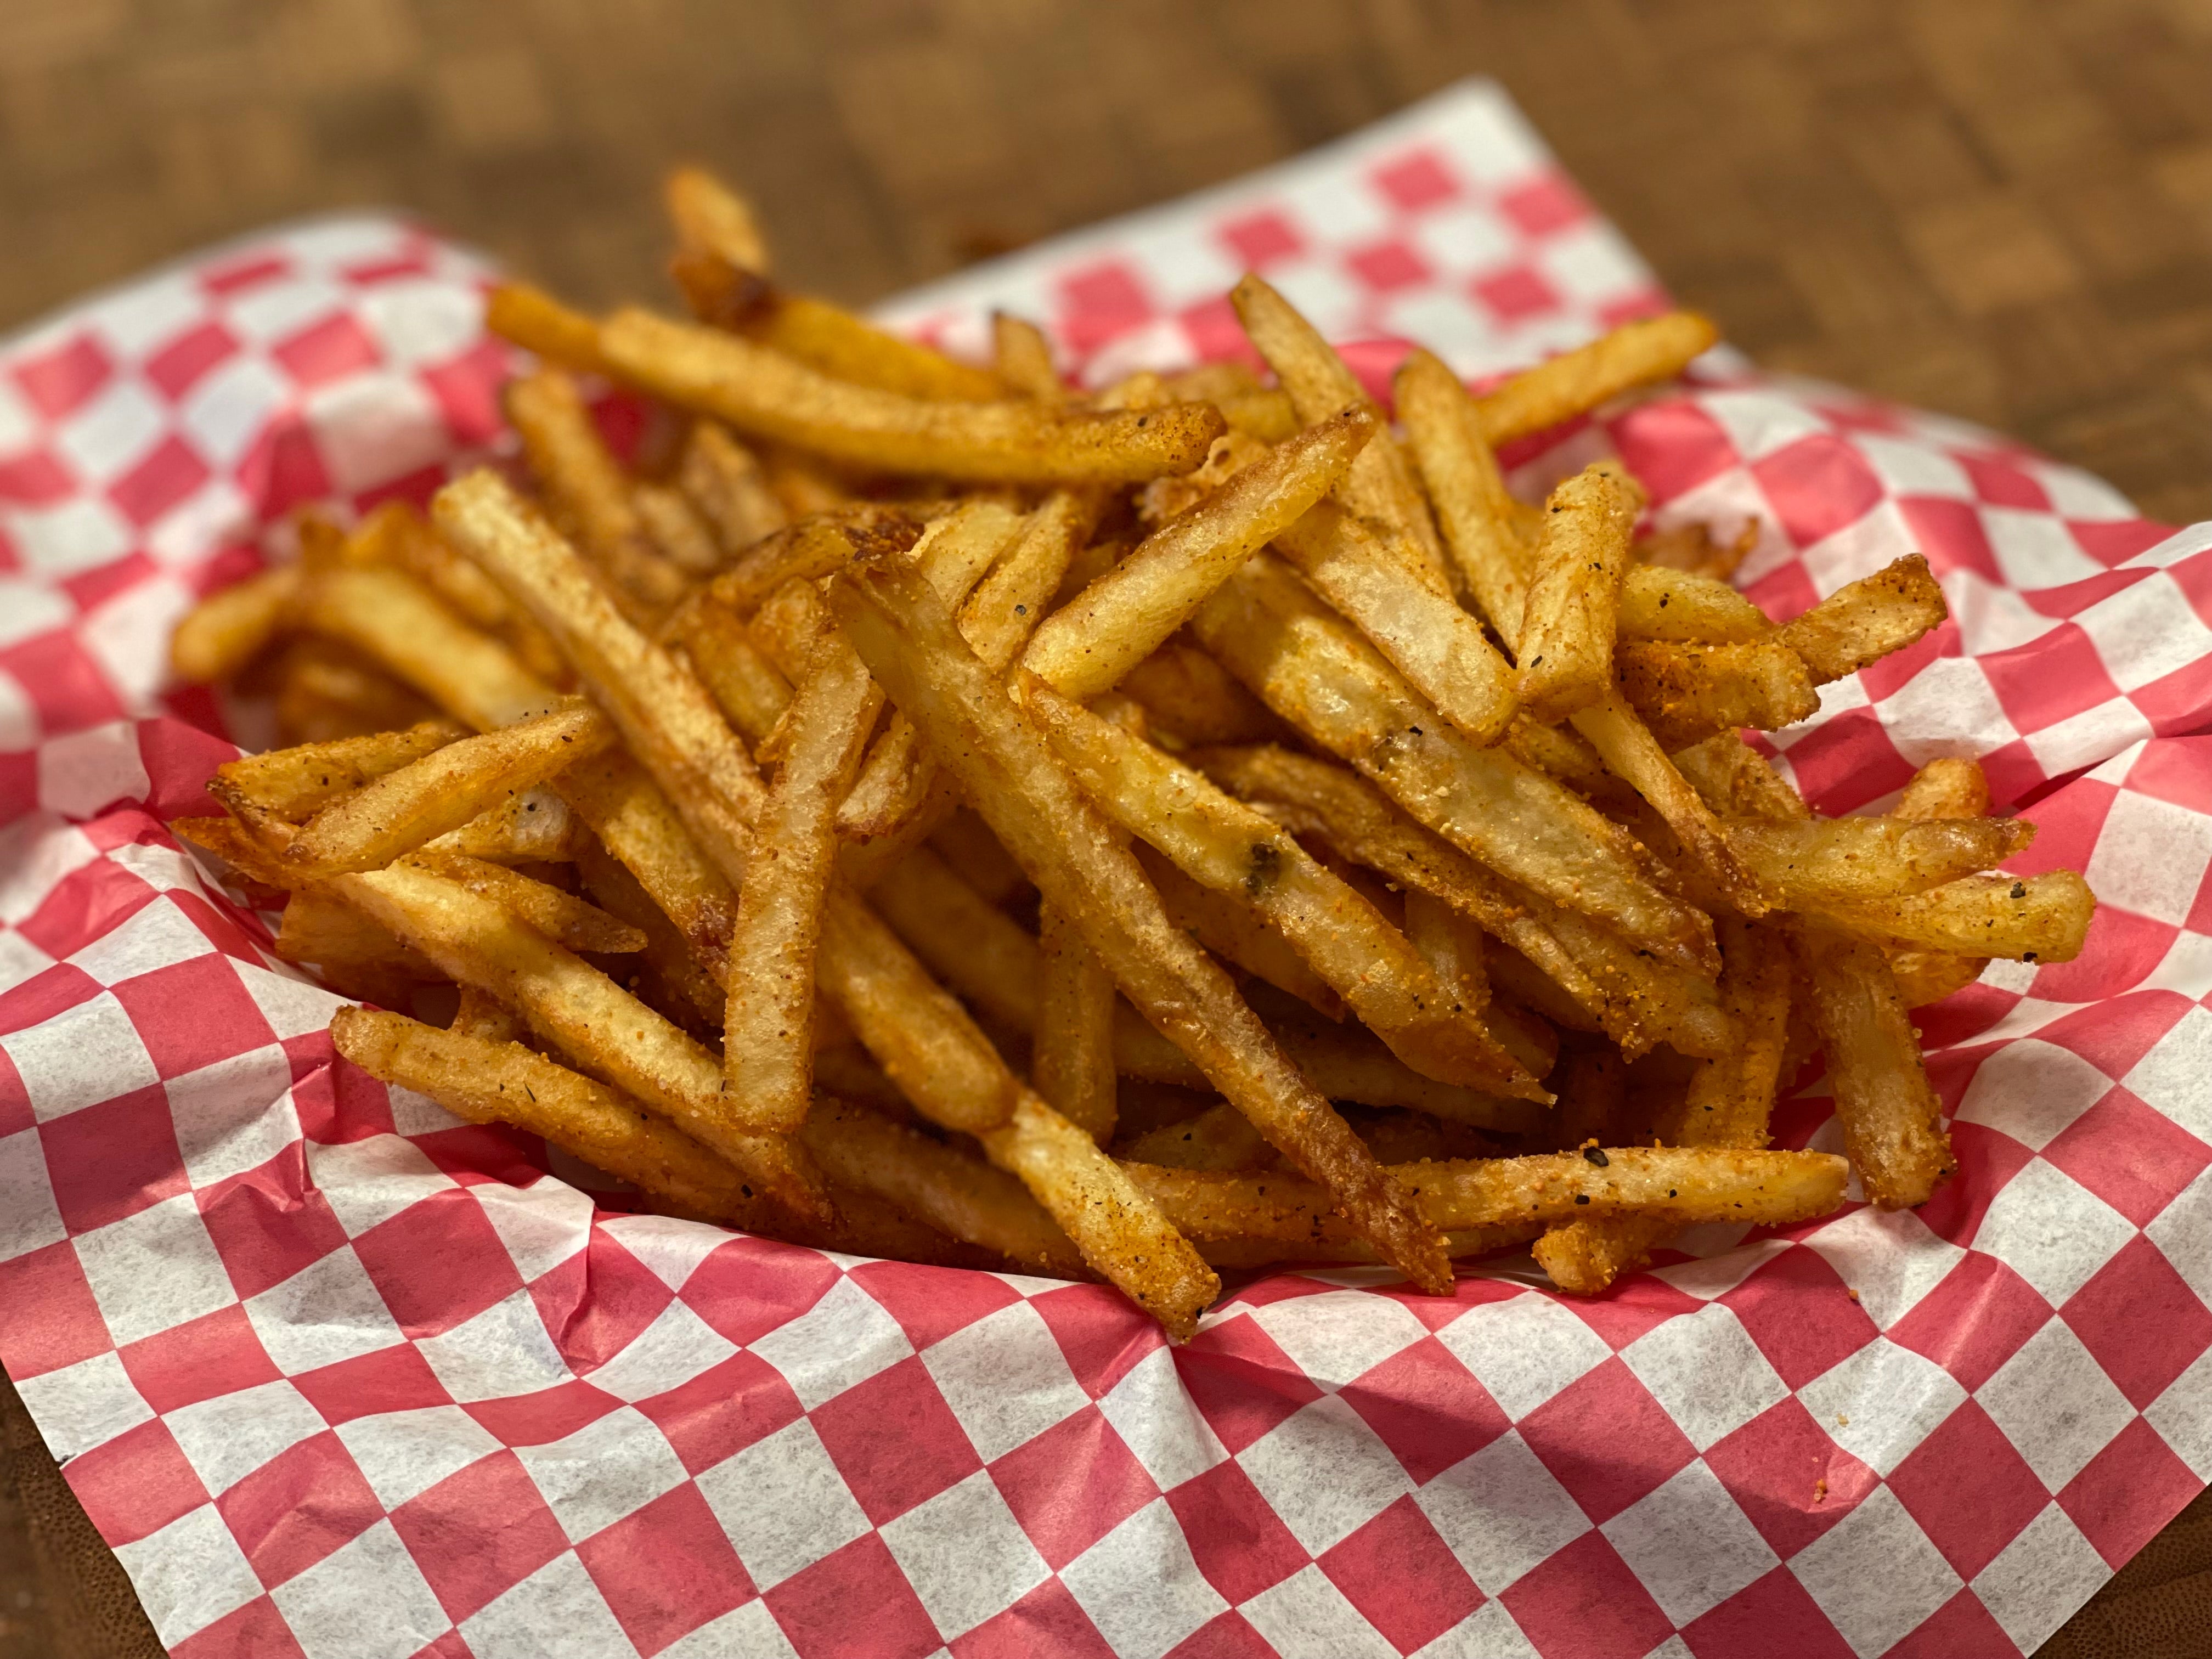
[{"left": 2, "top": 3, "right": 2209, "bottom": 1655}]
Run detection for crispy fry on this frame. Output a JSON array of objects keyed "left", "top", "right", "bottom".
[
  {"left": 1191, "top": 555, "right": 1716, "bottom": 973},
  {"left": 1273, "top": 501, "right": 1519, "bottom": 746},
  {"left": 1472, "top": 311, "right": 1719, "bottom": 446},
  {"left": 1231, "top": 274, "right": 1447, "bottom": 582},
  {"left": 273, "top": 639, "right": 439, "bottom": 743},
  {"left": 1127, "top": 1144, "right": 1848, "bottom": 1242},
  {"left": 211, "top": 720, "right": 465, "bottom": 828},
  {"left": 664, "top": 163, "right": 771, "bottom": 273},
  {"left": 1515, "top": 462, "right": 1640, "bottom": 722},
  {"left": 1120, "top": 1101, "right": 1273, "bottom": 1171},
  {"left": 632, "top": 481, "right": 724, "bottom": 574},
  {"left": 282, "top": 701, "right": 611, "bottom": 877},
  {"left": 1636, "top": 518, "right": 1758, "bottom": 579},
  {"left": 1890, "top": 950, "right": 1988, "bottom": 1007},
  {"left": 575, "top": 839, "right": 725, "bottom": 1031},
  {"left": 711, "top": 506, "right": 924, "bottom": 618},
  {"left": 832, "top": 554, "right": 1454, "bottom": 1291},
  {"left": 600, "top": 308, "right": 1223, "bottom": 482},
  {"left": 404, "top": 851, "right": 646, "bottom": 955},
  {"left": 1036, "top": 896, "right": 1119, "bottom": 1142},
  {"left": 333, "top": 1008, "right": 766, "bottom": 1224},
  {"left": 486, "top": 281, "right": 611, "bottom": 376},
  {"left": 1897, "top": 755, "right": 1990, "bottom": 821},
  {"left": 1022, "top": 409, "right": 1374, "bottom": 699},
  {"left": 1616, "top": 639, "right": 1821, "bottom": 748},
  {"left": 1118, "top": 642, "right": 1284, "bottom": 746},
  {"left": 678, "top": 421, "right": 787, "bottom": 556},
  {"left": 1796, "top": 927, "right": 1955, "bottom": 1207},
  {"left": 1404, "top": 888, "right": 1488, "bottom": 1014},
  {"left": 1139, "top": 847, "right": 1344, "bottom": 1020},
  {"left": 449, "top": 986, "right": 525, "bottom": 1045},
  {"left": 1813, "top": 871, "right": 2094, "bottom": 961},
  {"left": 1397, "top": 347, "right": 1529, "bottom": 634},
  {"left": 1617, "top": 565, "right": 1771, "bottom": 645},
  {"left": 172, "top": 565, "right": 300, "bottom": 684},
  {"left": 992, "top": 312, "right": 1065, "bottom": 402},
  {"left": 1775, "top": 554, "right": 1948, "bottom": 684},
  {"left": 928, "top": 811, "right": 1029, "bottom": 906},
  {"left": 1021, "top": 677, "right": 1538, "bottom": 1094},
  {"left": 668, "top": 590, "right": 794, "bottom": 746},
  {"left": 724, "top": 625, "right": 882, "bottom": 1131},
  {"left": 295, "top": 564, "right": 558, "bottom": 732},
  {"left": 1725, "top": 816, "right": 2034, "bottom": 907},
  {"left": 556, "top": 748, "right": 740, "bottom": 985},
  {"left": 274, "top": 890, "right": 442, "bottom": 1007}
]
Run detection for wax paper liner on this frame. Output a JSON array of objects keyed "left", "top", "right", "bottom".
[{"left": 3, "top": 78, "right": 2210, "bottom": 1659}]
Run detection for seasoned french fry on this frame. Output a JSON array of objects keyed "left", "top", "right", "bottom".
[
  {"left": 1118, "top": 642, "right": 1284, "bottom": 747},
  {"left": 1635, "top": 518, "right": 1759, "bottom": 580},
  {"left": 273, "top": 639, "right": 439, "bottom": 743},
  {"left": 556, "top": 748, "right": 740, "bottom": 985},
  {"left": 1120, "top": 1101, "right": 1273, "bottom": 1171},
  {"left": 449, "top": 986, "right": 525, "bottom": 1045},
  {"left": 403, "top": 851, "right": 646, "bottom": 955},
  {"left": 295, "top": 565, "right": 558, "bottom": 732},
  {"left": 1404, "top": 888, "right": 1487, "bottom": 1014},
  {"left": 1191, "top": 555, "right": 1716, "bottom": 974},
  {"left": 992, "top": 312, "right": 1065, "bottom": 402},
  {"left": 274, "top": 890, "right": 442, "bottom": 1007},
  {"left": 1022, "top": 409, "right": 1374, "bottom": 699},
  {"left": 334, "top": 1008, "right": 767, "bottom": 1225},
  {"left": 1472, "top": 311, "right": 1719, "bottom": 446},
  {"left": 1140, "top": 847, "right": 1345, "bottom": 1021},
  {"left": 724, "top": 626, "right": 882, "bottom": 1131},
  {"left": 1796, "top": 926, "right": 1955, "bottom": 1208},
  {"left": 1231, "top": 274, "right": 1447, "bottom": 583},
  {"left": 678, "top": 421, "right": 787, "bottom": 556},
  {"left": 505, "top": 369, "right": 690, "bottom": 623},
  {"left": 1616, "top": 639, "right": 1821, "bottom": 748},
  {"left": 1617, "top": 565, "right": 1771, "bottom": 645},
  {"left": 1397, "top": 347, "right": 1529, "bottom": 634},
  {"left": 1126, "top": 1143, "right": 1848, "bottom": 1242},
  {"left": 172, "top": 565, "right": 300, "bottom": 684},
  {"left": 668, "top": 591, "right": 794, "bottom": 747},
  {"left": 1036, "top": 897, "right": 1119, "bottom": 1143},
  {"left": 1890, "top": 951, "right": 1988, "bottom": 1007},
  {"left": 1272, "top": 501, "right": 1519, "bottom": 745},
  {"left": 1775, "top": 555, "right": 1948, "bottom": 684},
  {"left": 1813, "top": 872, "right": 2094, "bottom": 962},
  {"left": 928, "top": 810, "right": 1030, "bottom": 906},
  {"left": 1020, "top": 677, "right": 1538, "bottom": 1094},
  {"left": 1725, "top": 816, "right": 2035, "bottom": 907},
  {"left": 1515, "top": 462, "right": 1640, "bottom": 722},
  {"left": 600, "top": 308, "right": 1223, "bottom": 482},
  {"left": 633, "top": 481, "right": 724, "bottom": 574},
  {"left": 282, "top": 701, "right": 612, "bottom": 877},
  {"left": 575, "top": 839, "right": 725, "bottom": 1031},
  {"left": 212, "top": 720, "right": 465, "bottom": 828},
  {"left": 665, "top": 163, "right": 771, "bottom": 274},
  {"left": 1897, "top": 755, "right": 1990, "bottom": 821},
  {"left": 958, "top": 490, "right": 1094, "bottom": 674},
  {"left": 486, "top": 281, "right": 611, "bottom": 376},
  {"left": 712, "top": 505, "right": 924, "bottom": 618},
  {"left": 831, "top": 554, "right": 1454, "bottom": 1291}
]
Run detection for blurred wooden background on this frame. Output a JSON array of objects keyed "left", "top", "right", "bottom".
[{"left": 2, "top": 1, "right": 2210, "bottom": 1654}]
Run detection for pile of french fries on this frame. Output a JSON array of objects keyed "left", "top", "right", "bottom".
[{"left": 169, "top": 168, "right": 2095, "bottom": 1338}]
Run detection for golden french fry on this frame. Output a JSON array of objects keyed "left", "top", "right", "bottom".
[
  {"left": 1616, "top": 639, "right": 1821, "bottom": 749},
  {"left": 273, "top": 639, "right": 439, "bottom": 744},
  {"left": 282, "top": 701, "right": 611, "bottom": 877},
  {"left": 212, "top": 719, "right": 466, "bottom": 830},
  {"left": 1404, "top": 888, "right": 1488, "bottom": 1013},
  {"left": 1118, "top": 642, "right": 1284, "bottom": 747},
  {"left": 1036, "top": 897, "right": 1119, "bottom": 1143},
  {"left": 724, "top": 627, "right": 882, "bottom": 1131},
  {"left": 1139, "top": 847, "right": 1345, "bottom": 1021},
  {"left": 405, "top": 851, "right": 645, "bottom": 955},
  {"left": 1127, "top": 1143, "right": 1848, "bottom": 1242},
  {"left": 1889, "top": 950, "right": 1988, "bottom": 1008},
  {"left": 1774, "top": 554, "right": 1948, "bottom": 684},
  {"left": 679, "top": 421, "right": 787, "bottom": 556},
  {"left": 1231, "top": 274, "right": 1447, "bottom": 582},
  {"left": 1635, "top": 518, "right": 1758, "bottom": 580},
  {"left": 668, "top": 590, "right": 794, "bottom": 747},
  {"left": 1897, "top": 755, "right": 1990, "bottom": 821},
  {"left": 172, "top": 565, "right": 300, "bottom": 685},
  {"left": 1472, "top": 311, "right": 1719, "bottom": 446},
  {"left": 450, "top": 986, "right": 525, "bottom": 1045},
  {"left": 633, "top": 481, "right": 724, "bottom": 574},
  {"left": 1119, "top": 1100, "right": 1272, "bottom": 1171},
  {"left": 1617, "top": 564, "right": 1771, "bottom": 645},
  {"left": 1022, "top": 409, "right": 1374, "bottom": 699},
  {"left": 575, "top": 839, "right": 725, "bottom": 1031},
  {"left": 1397, "top": 347, "right": 1530, "bottom": 634},
  {"left": 274, "top": 890, "right": 442, "bottom": 1008},
  {"left": 664, "top": 163, "right": 772, "bottom": 274},
  {"left": 1725, "top": 816, "right": 2035, "bottom": 907},
  {"left": 712, "top": 506, "right": 924, "bottom": 618},
  {"left": 1673, "top": 731, "right": 1815, "bottom": 825},
  {"left": 333, "top": 1008, "right": 766, "bottom": 1224},
  {"left": 929, "top": 811, "right": 1029, "bottom": 906},
  {"left": 992, "top": 313, "right": 1065, "bottom": 402},
  {"left": 486, "top": 281, "right": 611, "bottom": 376},
  {"left": 599, "top": 308, "right": 1223, "bottom": 482},
  {"left": 1515, "top": 462, "right": 1640, "bottom": 722},
  {"left": 1796, "top": 926, "right": 1955, "bottom": 1208},
  {"left": 1814, "top": 872, "right": 2094, "bottom": 962},
  {"left": 1191, "top": 555, "right": 1716, "bottom": 974},
  {"left": 296, "top": 565, "right": 559, "bottom": 733},
  {"left": 1021, "top": 677, "right": 1538, "bottom": 1094},
  {"left": 1272, "top": 501, "right": 1519, "bottom": 746},
  {"left": 831, "top": 554, "right": 1454, "bottom": 1292}
]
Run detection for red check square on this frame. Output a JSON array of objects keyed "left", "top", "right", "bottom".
[
  {"left": 1319, "top": 1493, "right": 1483, "bottom": 1654},
  {"left": 390, "top": 1450, "right": 568, "bottom": 1623},
  {"left": 1163, "top": 1459, "right": 1307, "bottom": 1606},
  {"left": 1681, "top": 1565, "right": 1858, "bottom": 1659},
  {"left": 118, "top": 1304, "right": 280, "bottom": 1414},
  {"left": 110, "top": 953, "right": 278, "bottom": 1080},
  {"left": 1703, "top": 1398, "right": 1876, "bottom": 1560},
  {"left": 196, "top": 1152, "right": 352, "bottom": 1302},
  {"left": 2044, "top": 1087, "right": 2212, "bottom": 1229},
  {"left": 761, "top": 1532, "right": 941, "bottom": 1659},
  {"left": 291, "top": 1342, "right": 450, "bottom": 1425},
  {"left": 1175, "top": 1313, "right": 1322, "bottom": 1457},
  {"left": 109, "top": 436, "right": 211, "bottom": 529},
  {"left": 1337, "top": 1335, "right": 1509, "bottom": 1485},
  {"left": 577, "top": 1480, "right": 753, "bottom": 1656},
  {"left": 2061, "top": 1233, "right": 2212, "bottom": 1408},
  {"left": 1720, "top": 1249, "right": 1879, "bottom": 1390},
  {"left": 988, "top": 1406, "right": 1155, "bottom": 1571},
  {"left": 167, "top": 1595, "right": 308, "bottom": 1659},
  {"left": 1883, "top": 1587, "right": 2024, "bottom": 1659},
  {"left": 42, "top": 1084, "right": 187, "bottom": 1233},
  {"left": 950, "top": 1577, "right": 1116, "bottom": 1659},
  {"left": 1500, "top": 1530, "right": 1672, "bottom": 1659},
  {"left": 351, "top": 1188, "right": 524, "bottom": 1339},
  {"left": 636, "top": 1349, "right": 803, "bottom": 1476},
  {"left": 1519, "top": 1357, "right": 1697, "bottom": 1525},
  {"left": 216, "top": 1429, "right": 383, "bottom": 1589},
  {"left": 14, "top": 332, "right": 112, "bottom": 420},
  {"left": 680, "top": 1233, "right": 842, "bottom": 1347},
  {"left": 810, "top": 1355, "right": 981, "bottom": 1526},
  {"left": 1886, "top": 1401, "right": 2046, "bottom": 1579},
  {"left": 2058, "top": 1415, "right": 2203, "bottom": 1568},
  {"left": 529, "top": 1230, "right": 674, "bottom": 1375},
  {"left": 64, "top": 1417, "right": 208, "bottom": 1547},
  {"left": 0, "top": 1241, "right": 113, "bottom": 1376},
  {"left": 1888, "top": 1252, "right": 2052, "bottom": 1393}
]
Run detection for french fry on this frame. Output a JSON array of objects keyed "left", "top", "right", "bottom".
[
  {"left": 1404, "top": 888, "right": 1488, "bottom": 1014},
  {"left": 404, "top": 851, "right": 645, "bottom": 956},
  {"left": 1036, "top": 897, "right": 1119, "bottom": 1143},
  {"left": 1515, "top": 461, "right": 1640, "bottom": 722},
  {"left": 1272, "top": 501, "right": 1519, "bottom": 746},
  {"left": 556, "top": 748, "right": 740, "bottom": 985},
  {"left": 504, "top": 369, "right": 691, "bottom": 623},
  {"left": 211, "top": 720, "right": 466, "bottom": 828},
  {"left": 664, "top": 162, "right": 771, "bottom": 274},
  {"left": 801, "top": 1098, "right": 1085, "bottom": 1276},
  {"left": 1190, "top": 555, "right": 1716, "bottom": 974},
  {"left": 1231, "top": 274, "right": 1447, "bottom": 583},
  {"left": 1617, "top": 565, "right": 1771, "bottom": 645},
  {"left": 1471, "top": 311, "right": 1719, "bottom": 446},
  {"left": 450, "top": 986, "right": 526, "bottom": 1045},
  {"left": 633, "top": 481, "right": 724, "bottom": 574},
  {"left": 1020, "top": 676, "right": 1539, "bottom": 1095},
  {"left": 1021, "top": 409, "right": 1374, "bottom": 699},
  {"left": 1397, "top": 347, "right": 1530, "bottom": 635},
  {"left": 1200, "top": 1224, "right": 1546, "bottom": 1268},
  {"left": 1725, "top": 816, "right": 2035, "bottom": 907},
  {"left": 600, "top": 308, "right": 1223, "bottom": 482},
  {"left": 1812, "top": 872, "right": 2094, "bottom": 962},
  {"left": 724, "top": 626, "right": 883, "bottom": 1131},
  {"left": 333, "top": 1008, "right": 766, "bottom": 1226},
  {"left": 281, "top": 701, "right": 611, "bottom": 877},
  {"left": 295, "top": 564, "right": 559, "bottom": 732},
  {"left": 1635, "top": 518, "right": 1758, "bottom": 580},
  {"left": 668, "top": 590, "right": 794, "bottom": 746},
  {"left": 958, "top": 490, "right": 1094, "bottom": 673},
  {"left": 274, "top": 891, "right": 442, "bottom": 1007},
  {"left": 1126, "top": 1143, "right": 1848, "bottom": 1242},
  {"left": 486, "top": 281, "right": 612, "bottom": 376},
  {"left": 1139, "top": 848, "right": 1345, "bottom": 1020},
  {"left": 1897, "top": 755, "right": 1990, "bottom": 821},
  {"left": 992, "top": 313, "right": 1065, "bottom": 402},
  {"left": 1890, "top": 951, "right": 1988, "bottom": 1008},
  {"left": 1774, "top": 554, "right": 1948, "bottom": 684},
  {"left": 575, "top": 839, "right": 725, "bottom": 1031},
  {"left": 712, "top": 505, "right": 924, "bottom": 617},
  {"left": 171, "top": 565, "right": 300, "bottom": 684},
  {"left": 928, "top": 811, "right": 1029, "bottom": 906},
  {"left": 273, "top": 640, "right": 439, "bottom": 743},
  {"left": 831, "top": 554, "right": 1454, "bottom": 1291},
  {"left": 678, "top": 421, "right": 787, "bottom": 556},
  {"left": 1118, "top": 642, "right": 1285, "bottom": 746},
  {"left": 1616, "top": 639, "right": 1821, "bottom": 749},
  {"left": 1119, "top": 1101, "right": 1273, "bottom": 1171},
  {"left": 1535, "top": 916, "right": 1792, "bottom": 1293}
]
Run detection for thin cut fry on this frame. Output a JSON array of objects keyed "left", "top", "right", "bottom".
[
  {"left": 1140, "top": 848, "right": 1344, "bottom": 1020},
  {"left": 1812, "top": 872, "right": 2094, "bottom": 962},
  {"left": 1119, "top": 1101, "right": 1273, "bottom": 1171},
  {"left": 1397, "top": 347, "right": 1528, "bottom": 634},
  {"left": 1616, "top": 639, "right": 1821, "bottom": 748},
  {"left": 1022, "top": 408, "right": 1374, "bottom": 699},
  {"left": 1897, "top": 757, "right": 1990, "bottom": 821},
  {"left": 1617, "top": 565, "right": 1771, "bottom": 645},
  {"left": 1472, "top": 312, "right": 1719, "bottom": 446},
  {"left": 664, "top": 163, "right": 771, "bottom": 274},
  {"left": 1515, "top": 462, "right": 1640, "bottom": 722},
  {"left": 1036, "top": 897, "right": 1119, "bottom": 1143},
  {"left": 600, "top": 308, "right": 1223, "bottom": 482},
  {"left": 296, "top": 565, "right": 558, "bottom": 732},
  {"left": 633, "top": 482, "right": 724, "bottom": 574},
  {"left": 714, "top": 506, "right": 924, "bottom": 620},
  {"left": 172, "top": 565, "right": 300, "bottom": 684},
  {"left": 1725, "top": 816, "right": 2034, "bottom": 907},
  {"left": 486, "top": 281, "right": 611, "bottom": 376},
  {"left": 1796, "top": 926, "right": 1955, "bottom": 1207},
  {"left": 678, "top": 421, "right": 787, "bottom": 555},
  {"left": 668, "top": 591, "right": 794, "bottom": 746},
  {"left": 403, "top": 852, "right": 646, "bottom": 955},
  {"left": 212, "top": 720, "right": 465, "bottom": 827},
  {"left": 992, "top": 313, "right": 1065, "bottom": 402},
  {"left": 1774, "top": 555, "right": 1948, "bottom": 684},
  {"left": 832, "top": 554, "right": 1454, "bottom": 1291},
  {"left": 1118, "top": 642, "right": 1284, "bottom": 747}
]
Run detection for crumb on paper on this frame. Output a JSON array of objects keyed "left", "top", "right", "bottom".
[
  {"left": 1836, "top": 1414, "right": 1850, "bottom": 1427},
  {"left": 1813, "top": 1478, "right": 1829, "bottom": 1504},
  {"left": 1846, "top": 1287, "right": 1860, "bottom": 1302}
]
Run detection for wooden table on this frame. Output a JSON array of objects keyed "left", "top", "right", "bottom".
[{"left": 2, "top": 3, "right": 2208, "bottom": 1654}]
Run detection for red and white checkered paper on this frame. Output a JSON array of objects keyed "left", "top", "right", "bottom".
[{"left": 3, "top": 78, "right": 2210, "bottom": 1659}]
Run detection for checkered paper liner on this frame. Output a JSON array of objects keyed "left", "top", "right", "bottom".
[{"left": 4, "top": 76, "right": 2211, "bottom": 1659}]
